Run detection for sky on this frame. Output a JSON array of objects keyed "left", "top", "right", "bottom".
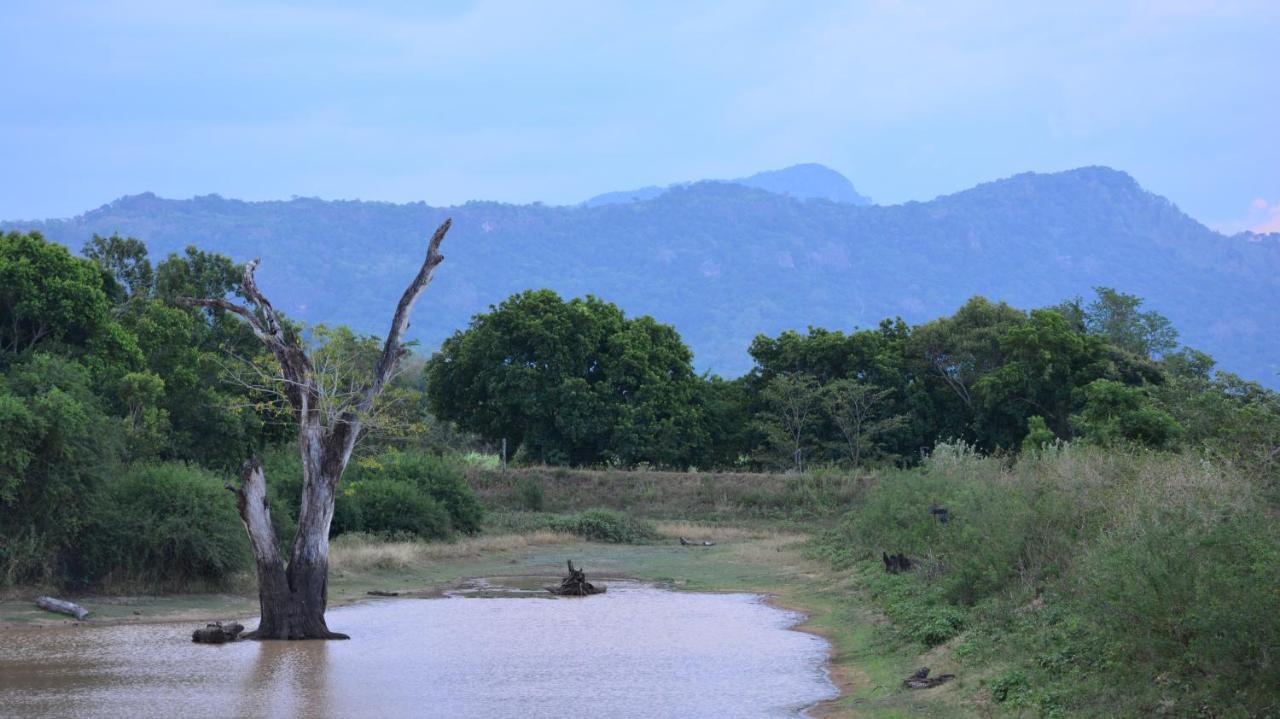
[{"left": 1, "top": 1, "right": 1277, "bottom": 232}]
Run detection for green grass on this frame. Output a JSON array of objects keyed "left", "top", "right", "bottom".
[{"left": 808, "top": 443, "right": 1280, "bottom": 717}]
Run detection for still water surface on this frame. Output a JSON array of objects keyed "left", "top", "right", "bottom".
[{"left": 0, "top": 582, "right": 837, "bottom": 718}]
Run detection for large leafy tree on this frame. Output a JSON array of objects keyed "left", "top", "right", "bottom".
[
  {"left": 425, "top": 289, "right": 706, "bottom": 467},
  {"left": 1, "top": 231, "right": 116, "bottom": 357},
  {"left": 973, "top": 309, "right": 1114, "bottom": 447},
  {"left": 908, "top": 296, "right": 1025, "bottom": 442},
  {"left": 0, "top": 354, "right": 119, "bottom": 583},
  {"left": 747, "top": 320, "right": 924, "bottom": 463}
]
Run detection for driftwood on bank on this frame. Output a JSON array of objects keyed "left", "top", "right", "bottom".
[
  {"left": 35, "top": 596, "right": 89, "bottom": 620},
  {"left": 902, "top": 666, "right": 955, "bottom": 689},
  {"left": 192, "top": 621, "right": 245, "bottom": 644},
  {"left": 546, "top": 560, "right": 606, "bottom": 596},
  {"left": 367, "top": 590, "right": 400, "bottom": 597},
  {"left": 679, "top": 537, "right": 715, "bottom": 547}
]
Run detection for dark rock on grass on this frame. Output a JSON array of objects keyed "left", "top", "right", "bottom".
[
  {"left": 903, "top": 667, "right": 955, "bottom": 689},
  {"left": 192, "top": 621, "right": 245, "bottom": 644}
]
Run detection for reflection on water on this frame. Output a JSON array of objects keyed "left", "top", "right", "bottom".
[{"left": 0, "top": 582, "right": 837, "bottom": 718}]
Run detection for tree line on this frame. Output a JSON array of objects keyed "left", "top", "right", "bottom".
[
  {"left": 427, "top": 288, "right": 1279, "bottom": 479},
  {"left": 3, "top": 230, "right": 1277, "bottom": 585}
]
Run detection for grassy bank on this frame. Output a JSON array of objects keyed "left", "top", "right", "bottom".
[{"left": 810, "top": 444, "right": 1280, "bottom": 717}]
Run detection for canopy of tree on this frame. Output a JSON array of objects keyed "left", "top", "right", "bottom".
[{"left": 425, "top": 289, "right": 708, "bottom": 467}]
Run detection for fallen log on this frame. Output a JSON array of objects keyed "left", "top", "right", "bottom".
[
  {"left": 192, "top": 621, "right": 245, "bottom": 644},
  {"left": 546, "top": 560, "right": 606, "bottom": 596},
  {"left": 35, "top": 596, "right": 89, "bottom": 621},
  {"left": 679, "top": 537, "right": 716, "bottom": 547},
  {"left": 902, "top": 666, "right": 955, "bottom": 689},
  {"left": 367, "top": 590, "right": 401, "bottom": 597}
]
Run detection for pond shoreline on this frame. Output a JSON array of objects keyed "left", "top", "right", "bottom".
[{"left": 2, "top": 532, "right": 952, "bottom": 717}]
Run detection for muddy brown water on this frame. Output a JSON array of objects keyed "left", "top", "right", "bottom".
[{"left": 0, "top": 581, "right": 837, "bottom": 718}]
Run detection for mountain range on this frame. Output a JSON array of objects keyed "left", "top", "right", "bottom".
[{"left": 4, "top": 164, "right": 1277, "bottom": 385}]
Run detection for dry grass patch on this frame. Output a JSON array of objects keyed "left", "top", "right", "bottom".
[
  {"left": 331, "top": 531, "right": 573, "bottom": 573},
  {"left": 653, "top": 520, "right": 803, "bottom": 542}
]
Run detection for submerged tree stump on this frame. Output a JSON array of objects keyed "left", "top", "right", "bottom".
[
  {"left": 546, "top": 560, "right": 606, "bottom": 596},
  {"left": 192, "top": 621, "right": 245, "bottom": 644}
]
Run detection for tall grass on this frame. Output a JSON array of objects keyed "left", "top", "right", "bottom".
[{"left": 811, "top": 443, "right": 1279, "bottom": 716}]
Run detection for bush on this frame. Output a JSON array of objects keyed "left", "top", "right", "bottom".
[
  {"left": 515, "top": 477, "right": 545, "bottom": 511},
  {"left": 264, "top": 447, "right": 485, "bottom": 541},
  {"left": 812, "top": 443, "right": 1280, "bottom": 715},
  {"left": 1072, "top": 495, "right": 1280, "bottom": 706},
  {"left": 550, "top": 509, "right": 655, "bottom": 544},
  {"left": 80, "top": 463, "right": 249, "bottom": 588},
  {"left": 348, "top": 451, "right": 483, "bottom": 534},
  {"left": 334, "top": 479, "right": 452, "bottom": 540}
]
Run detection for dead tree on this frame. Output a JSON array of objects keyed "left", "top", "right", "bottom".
[
  {"left": 546, "top": 560, "right": 606, "bottom": 596},
  {"left": 181, "top": 219, "right": 452, "bottom": 640}
]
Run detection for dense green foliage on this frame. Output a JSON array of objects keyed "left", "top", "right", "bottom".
[
  {"left": 809, "top": 446, "right": 1279, "bottom": 716},
  {"left": 547, "top": 509, "right": 656, "bottom": 544},
  {"left": 426, "top": 290, "right": 710, "bottom": 467},
  {"left": 0, "top": 231, "right": 495, "bottom": 588},
  {"left": 79, "top": 464, "right": 251, "bottom": 589},
  {"left": 424, "top": 285, "right": 1278, "bottom": 476}
]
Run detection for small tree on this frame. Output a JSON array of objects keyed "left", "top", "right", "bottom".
[
  {"left": 182, "top": 219, "right": 452, "bottom": 640},
  {"left": 1084, "top": 287, "right": 1178, "bottom": 358},
  {"left": 823, "top": 378, "right": 906, "bottom": 467},
  {"left": 756, "top": 373, "right": 821, "bottom": 471}
]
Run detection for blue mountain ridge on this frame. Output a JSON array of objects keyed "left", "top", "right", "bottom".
[{"left": 5, "top": 165, "right": 1277, "bottom": 385}]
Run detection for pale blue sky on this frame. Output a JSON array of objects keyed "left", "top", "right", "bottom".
[{"left": 2, "top": 1, "right": 1277, "bottom": 231}]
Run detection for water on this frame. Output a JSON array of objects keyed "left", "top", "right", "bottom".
[{"left": 0, "top": 582, "right": 837, "bottom": 718}]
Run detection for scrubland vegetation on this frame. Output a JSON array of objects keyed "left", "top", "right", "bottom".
[{"left": 3, "top": 228, "right": 1278, "bottom": 716}]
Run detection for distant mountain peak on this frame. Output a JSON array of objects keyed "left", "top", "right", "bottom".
[{"left": 582, "top": 163, "right": 871, "bottom": 208}]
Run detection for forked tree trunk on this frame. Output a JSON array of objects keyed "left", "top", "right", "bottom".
[
  {"left": 232, "top": 457, "right": 346, "bottom": 639},
  {"left": 188, "top": 219, "right": 452, "bottom": 640}
]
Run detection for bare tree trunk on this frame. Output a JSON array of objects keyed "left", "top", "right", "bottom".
[{"left": 189, "top": 219, "right": 452, "bottom": 640}]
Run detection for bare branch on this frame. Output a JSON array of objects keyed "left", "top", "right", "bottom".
[
  {"left": 180, "top": 261, "right": 315, "bottom": 414},
  {"left": 363, "top": 218, "right": 451, "bottom": 413},
  {"left": 176, "top": 297, "right": 270, "bottom": 339},
  {"left": 239, "top": 259, "right": 289, "bottom": 344}
]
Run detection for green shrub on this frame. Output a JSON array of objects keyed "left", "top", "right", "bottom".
[
  {"left": 1072, "top": 502, "right": 1280, "bottom": 706},
  {"left": 349, "top": 451, "right": 483, "bottom": 534},
  {"left": 515, "top": 477, "right": 545, "bottom": 511},
  {"left": 815, "top": 444, "right": 1280, "bottom": 716},
  {"left": 80, "top": 463, "right": 249, "bottom": 588},
  {"left": 550, "top": 509, "right": 655, "bottom": 544},
  {"left": 264, "top": 447, "right": 485, "bottom": 540},
  {"left": 989, "top": 669, "right": 1030, "bottom": 704},
  {"left": 334, "top": 479, "right": 452, "bottom": 540}
]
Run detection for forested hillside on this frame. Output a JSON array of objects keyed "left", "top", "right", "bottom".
[{"left": 6, "top": 165, "right": 1276, "bottom": 384}]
